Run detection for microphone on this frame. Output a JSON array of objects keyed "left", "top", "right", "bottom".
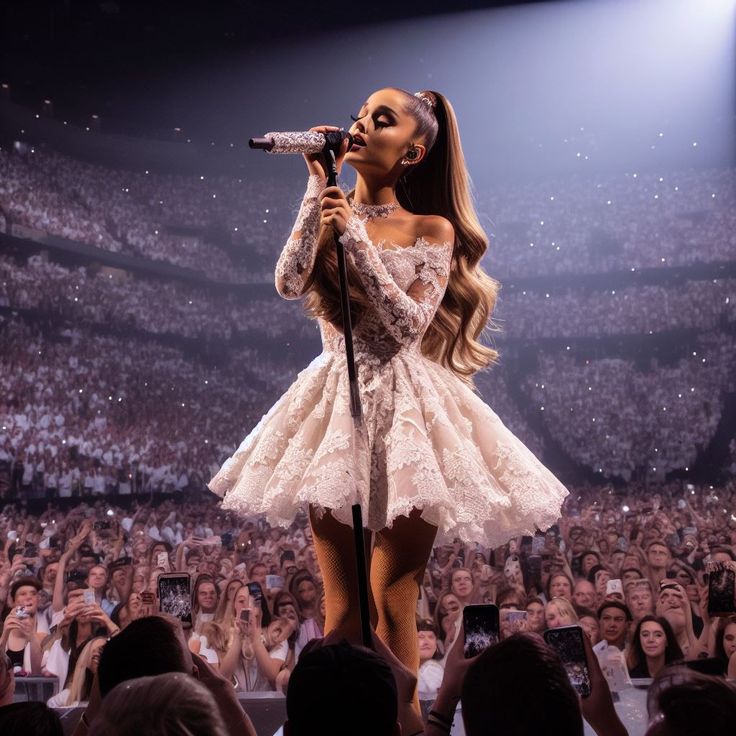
[{"left": 249, "top": 130, "right": 353, "bottom": 154}]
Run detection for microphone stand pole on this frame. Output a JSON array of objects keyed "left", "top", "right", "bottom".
[{"left": 322, "top": 149, "right": 372, "bottom": 649}]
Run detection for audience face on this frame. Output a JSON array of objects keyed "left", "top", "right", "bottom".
[
  {"left": 87, "top": 565, "right": 108, "bottom": 592},
  {"left": 549, "top": 574, "right": 572, "bottom": 600},
  {"left": 525, "top": 601, "right": 546, "bottom": 633},
  {"left": 599, "top": 607, "right": 628, "bottom": 647},
  {"left": 573, "top": 579, "right": 596, "bottom": 609},
  {"left": 13, "top": 584, "right": 39, "bottom": 614},
  {"left": 451, "top": 569, "right": 474, "bottom": 601},
  {"left": 639, "top": 620, "right": 667, "bottom": 659},
  {"left": 581, "top": 553, "right": 600, "bottom": 576},
  {"left": 417, "top": 629, "right": 439, "bottom": 662},
  {"left": 545, "top": 601, "right": 574, "bottom": 629},
  {"left": 647, "top": 544, "right": 670, "bottom": 570},
  {"left": 627, "top": 582, "right": 655, "bottom": 620},
  {"left": 232, "top": 587, "right": 250, "bottom": 618},
  {"left": 295, "top": 579, "right": 317, "bottom": 606},
  {"left": 722, "top": 623, "right": 736, "bottom": 659},
  {"left": 196, "top": 581, "right": 218, "bottom": 613}
]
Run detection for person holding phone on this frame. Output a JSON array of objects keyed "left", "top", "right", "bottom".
[
  {"left": 220, "top": 590, "right": 294, "bottom": 692},
  {"left": 1, "top": 577, "right": 46, "bottom": 674},
  {"left": 208, "top": 87, "right": 569, "bottom": 706}
]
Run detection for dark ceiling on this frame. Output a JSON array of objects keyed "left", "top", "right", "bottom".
[{"left": 1, "top": 0, "right": 556, "bottom": 126}]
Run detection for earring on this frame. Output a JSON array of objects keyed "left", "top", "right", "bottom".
[{"left": 401, "top": 147, "right": 419, "bottom": 166}]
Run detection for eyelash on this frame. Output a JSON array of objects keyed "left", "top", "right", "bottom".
[{"left": 350, "top": 113, "right": 389, "bottom": 128}]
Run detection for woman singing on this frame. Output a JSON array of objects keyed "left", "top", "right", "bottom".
[{"left": 210, "top": 86, "right": 568, "bottom": 698}]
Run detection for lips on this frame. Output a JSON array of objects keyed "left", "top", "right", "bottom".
[{"left": 351, "top": 133, "right": 367, "bottom": 150}]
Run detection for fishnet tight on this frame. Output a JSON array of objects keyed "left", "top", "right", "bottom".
[{"left": 309, "top": 506, "right": 437, "bottom": 687}]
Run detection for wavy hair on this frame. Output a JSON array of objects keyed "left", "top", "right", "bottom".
[{"left": 303, "top": 88, "right": 500, "bottom": 384}]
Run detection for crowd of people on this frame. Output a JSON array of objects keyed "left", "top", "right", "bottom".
[
  {"left": 524, "top": 331, "right": 736, "bottom": 479},
  {"left": 0, "top": 145, "right": 733, "bottom": 284},
  {"left": 0, "top": 253, "right": 321, "bottom": 343},
  {"left": 0, "top": 147, "right": 284, "bottom": 283},
  {"left": 0, "top": 141, "right": 735, "bottom": 733},
  {"left": 0, "top": 478, "right": 735, "bottom": 733},
  {"left": 496, "top": 278, "right": 735, "bottom": 340},
  {"left": 477, "top": 166, "right": 735, "bottom": 279}
]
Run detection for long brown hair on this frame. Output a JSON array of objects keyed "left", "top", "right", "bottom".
[{"left": 303, "top": 88, "right": 500, "bottom": 383}]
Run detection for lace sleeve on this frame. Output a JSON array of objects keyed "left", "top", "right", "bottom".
[
  {"left": 338, "top": 215, "right": 454, "bottom": 343},
  {"left": 274, "top": 174, "right": 326, "bottom": 299}
]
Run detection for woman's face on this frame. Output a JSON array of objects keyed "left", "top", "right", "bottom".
[
  {"left": 582, "top": 554, "right": 599, "bottom": 575},
  {"left": 545, "top": 602, "right": 573, "bottom": 629},
  {"left": 722, "top": 623, "right": 736, "bottom": 659},
  {"left": 197, "top": 582, "right": 217, "bottom": 612},
  {"left": 451, "top": 570, "right": 473, "bottom": 599},
  {"left": 127, "top": 592, "right": 142, "bottom": 616},
  {"left": 345, "top": 88, "right": 424, "bottom": 178},
  {"left": 525, "top": 602, "right": 546, "bottom": 633},
  {"left": 296, "top": 580, "right": 317, "bottom": 604},
  {"left": 417, "top": 630, "right": 438, "bottom": 662},
  {"left": 233, "top": 588, "right": 250, "bottom": 616},
  {"left": 550, "top": 575, "right": 572, "bottom": 600},
  {"left": 277, "top": 598, "right": 298, "bottom": 623},
  {"left": 640, "top": 621, "right": 667, "bottom": 659},
  {"left": 268, "top": 619, "right": 295, "bottom": 647},
  {"left": 440, "top": 594, "right": 461, "bottom": 617}
]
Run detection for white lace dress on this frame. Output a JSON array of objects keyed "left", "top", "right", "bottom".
[{"left": 209, "top": 175, "right": 568, "bottom": 545}]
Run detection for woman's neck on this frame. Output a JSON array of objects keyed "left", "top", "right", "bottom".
[
  {"left": 353, "top": 175, "right": 399, "bottom": 206},
  {"left": 646, "top": 652, "right": 666, "bottom": 677}
]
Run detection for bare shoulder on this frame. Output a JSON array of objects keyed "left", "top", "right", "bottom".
[{"left": 414, "top": 214, "right": 455, "bottom": 244}]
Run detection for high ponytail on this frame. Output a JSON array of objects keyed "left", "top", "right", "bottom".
[{"left": 304, "top": 88, "right": 501, "bottom": 384}]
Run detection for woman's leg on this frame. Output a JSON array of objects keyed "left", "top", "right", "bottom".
[
  {"left": 308, "top": 505, "right": 374, "bottom": 641},
  {"left": 370, "top": 508, "right": 438, "bottom": 674}
]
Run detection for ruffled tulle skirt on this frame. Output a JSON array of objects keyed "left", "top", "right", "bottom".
[{"left": 209, "top": 347, "right": 568, "bottom": 546}]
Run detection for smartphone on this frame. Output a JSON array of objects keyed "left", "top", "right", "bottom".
[
  {"left": 140, "top": 591, "right": 156, "bottom": 605},
  {"left": 266, "top": 574, "right": 284, "bottom": 590},
  {"left": 94, "top": 521, "right": 112, "bottom": 531},
  {"left": 462, "top": 604, "right": 500, "bottom": 658},
  {"left": 15, "top": 606, "right": 29, "bottom": 620},
  {"left": 7, "top": 530, "right": 17, "bottom": 542},
  {"left": 83, "top": 589, "right": 96, "bottom": 606},
  {"left": 247, "top": 581, "right": 264, "bottom": 605},
  {"left": 157, "top": 552, "right": 170, "bottom": 571},
  {"left": 239, "top": 609, "right": 250, "bottom": 623},
  {"left": 158, "top": 572, "right": 192, "bottom": 625},
  {"left": 544, "top": 625, "right": 592, "bottom": 698},
  {"left": 23, "top": 543, "right": 38, "bottom": 557},
  {"left": 707, "top": 563, "right": 736, "bottom": 617}
]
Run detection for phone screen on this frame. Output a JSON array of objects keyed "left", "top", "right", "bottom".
[
  {"left": 708, "top": 564, "right": 736, "bottom": 616},
  {"left": 463, "top": 604, "right": 499, "bottom": 658},
  {"left": 158, "top": 573, "right": 192, "bottom": 624},
  {"left": 247, "top": 582, "right": 263, "bottom": 605},
  {"left": 543, "top": 625, "right": 592, "bottom": 697}
]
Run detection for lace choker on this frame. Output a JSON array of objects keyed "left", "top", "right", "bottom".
[{"left": 351, "top": 200, "right": 401, "bottom": 219}]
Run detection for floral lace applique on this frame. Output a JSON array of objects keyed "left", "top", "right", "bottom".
[
  {"left": 338, "top": 215, "right": 454, "bottom": 345},
  {"left": 274, "top": 174, "right": 325, "bottom": 299}
]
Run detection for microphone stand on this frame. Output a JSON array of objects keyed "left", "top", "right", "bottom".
[{"left": 322, "top": 149, "right": 372, "bottom": 649}]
